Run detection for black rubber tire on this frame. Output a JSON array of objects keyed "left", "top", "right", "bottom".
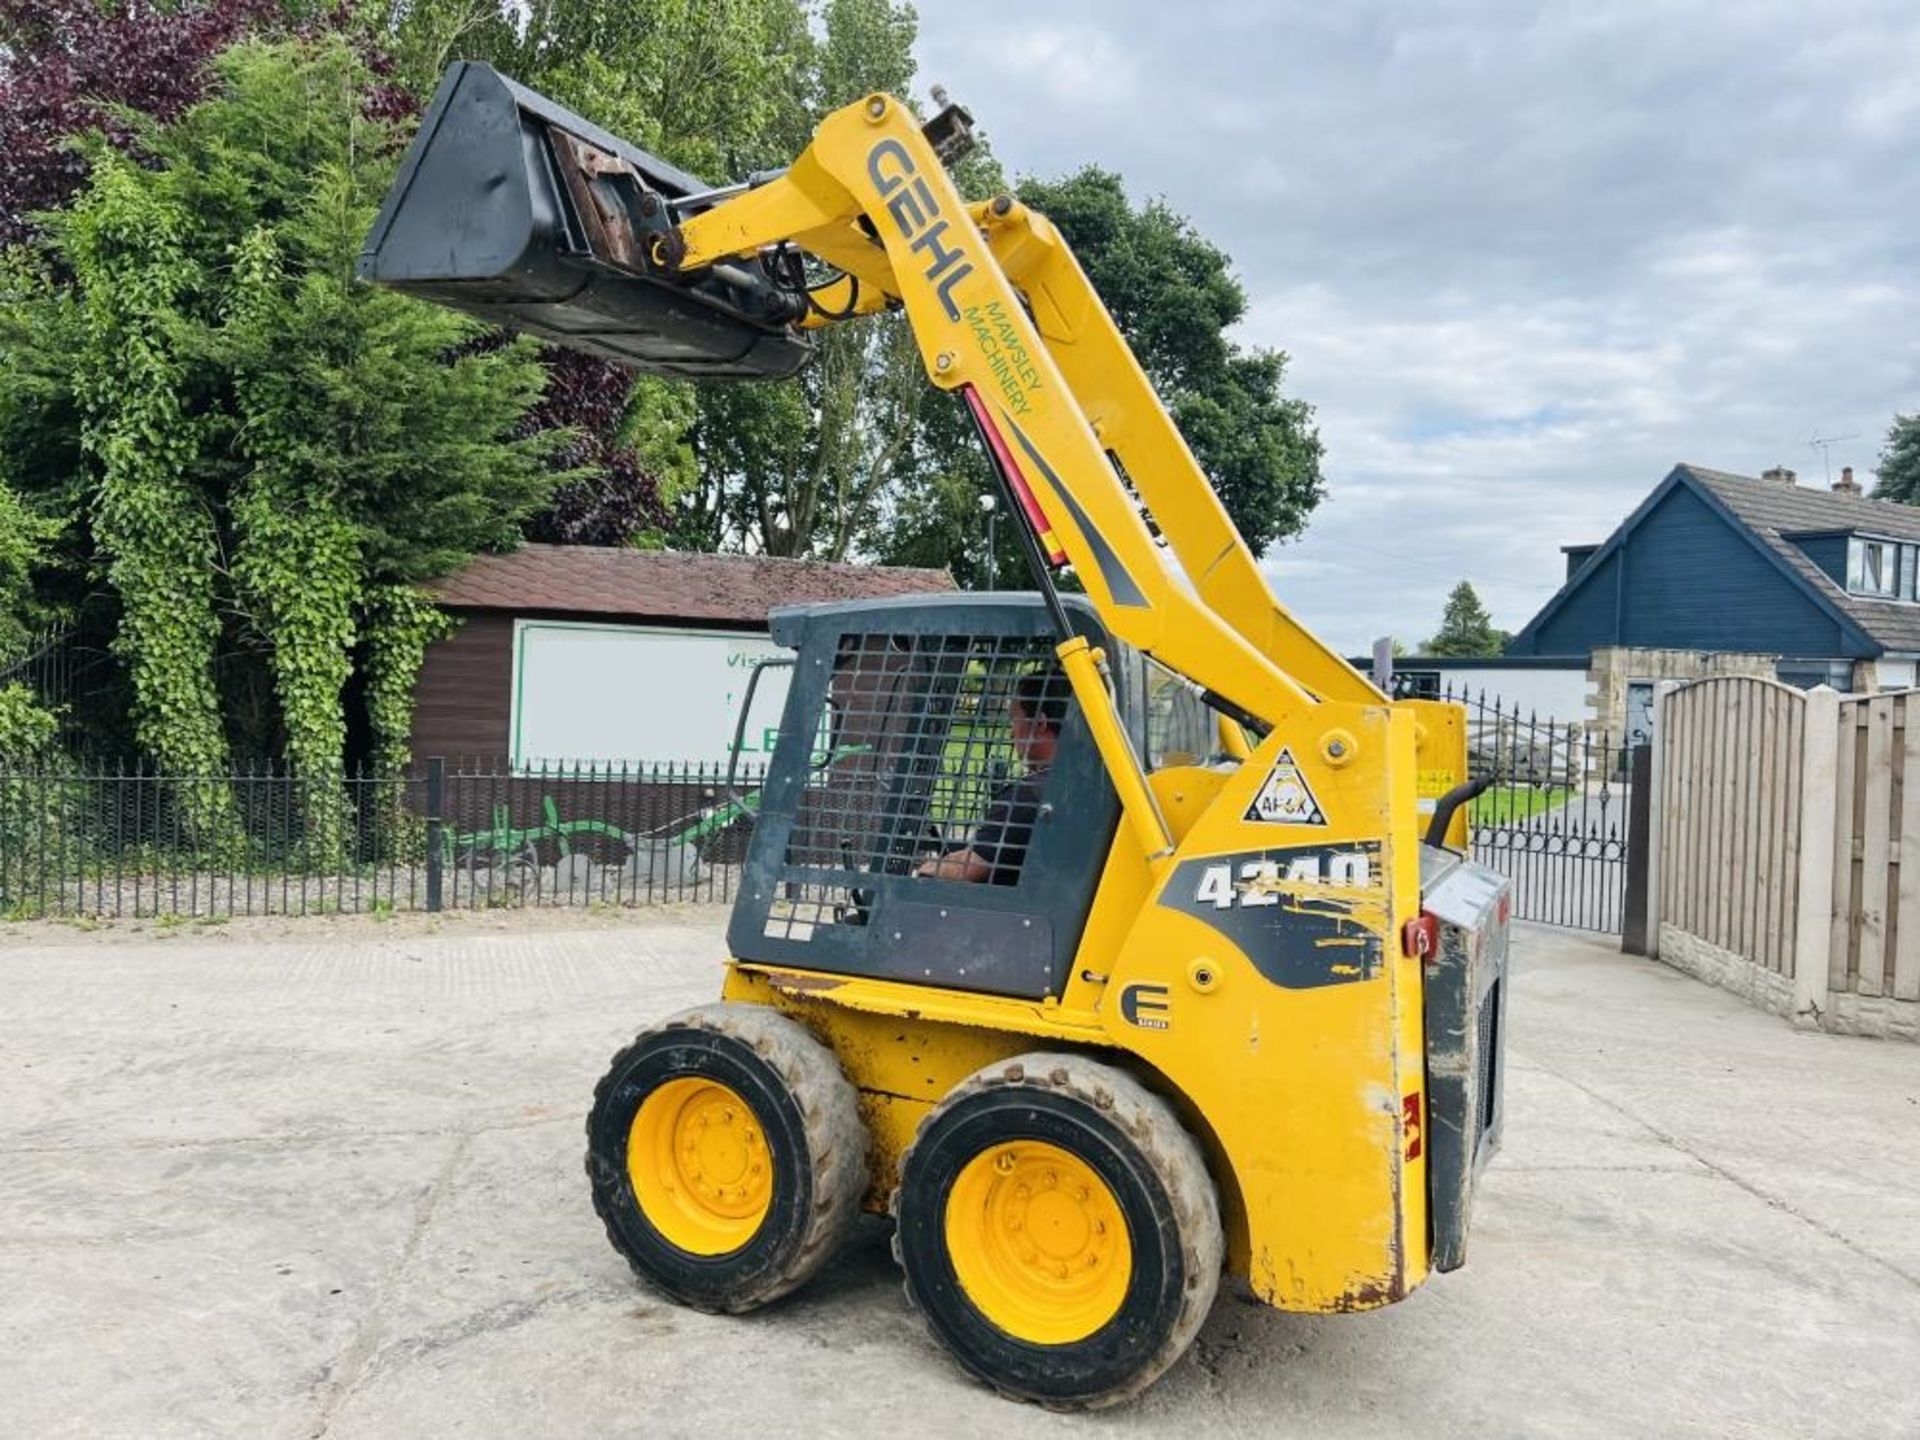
[
  {"left": 892, "top": 1052, "right": 1224, "bottom": 1410},
  {"left": 586, "top": 1002, "right": 868, "bottom": 1314}
]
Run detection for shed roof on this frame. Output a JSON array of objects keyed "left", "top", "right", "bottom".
[{"left": 431, "top": 544, "right": 954, "bottom": 624}]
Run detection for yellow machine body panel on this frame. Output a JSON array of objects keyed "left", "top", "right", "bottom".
[
  {"left": 726, "top": 693, "right": 1431, "bottom": 1313},
  {"left": 1409, "top": 697, "right": 1474, "bottom": 850}
]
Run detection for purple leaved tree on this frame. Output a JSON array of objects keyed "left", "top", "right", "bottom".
[
  {"left": 0, "top": 0, "right": 280, "bottom": 243},
  {"left": 520, "top": 349, "right": 670, "bottom": 547}
]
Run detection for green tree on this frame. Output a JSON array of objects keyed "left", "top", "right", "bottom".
[
  {"left": 870, "top": 382, "right": 1020, "bottom": 589},
  {"left": 0, "top": 476, "right": 62, "bottom": 762},
  {"left": 0, "top": 39, "right": 555, "bottom": 841},
  {"left": 60, "top": 149, "right": 237, "bottom": 812},
  {"left": 385, "top": 0, "right": 825, "bottom": 549},
  {"left": 684, "top": 313, "right": 930, "bottom": 557},
  {"left": 1426, "top": 581, "right": 1505, "bottom": 658},
  {"left": 1010, "top": 169, "right": 1322, "bottom": 553},
  {"left": 670, "top": 0, "right": 936, "bottom": 558},
  {"left": 1872, "top": 413, "right": 1920, "bottom": 504},
  {"left": 0, "top": 479, "right": 54, "bottom": 663}
]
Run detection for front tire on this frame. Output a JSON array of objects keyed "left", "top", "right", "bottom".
[
  {"left": 586, "top": 1002, "right": 867, "bottom": 1313},
  {"left": 893, "top": 1052, "right": 1223, "bottom": 1409}
]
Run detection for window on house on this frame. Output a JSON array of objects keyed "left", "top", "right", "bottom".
[
  {"left": 1776, "top": 658, "right": 1855, "bottom": 692},
  {"left": 1848, "top": 537, "right": 1901, "bottom": 598},
  {"left": 1903, "top": 545, "right": 1918, "bottom": 602}
]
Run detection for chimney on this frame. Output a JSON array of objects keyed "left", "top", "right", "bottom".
[
  {"left": 1833, "top": 465, "right": 1862, "bottom": 496},
  {"left": 1760, "top": 465, "right": 1797, "bottom": 486}
]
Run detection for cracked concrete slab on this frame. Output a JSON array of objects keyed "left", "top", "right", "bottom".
[{"left": 0, "top": 911, "right": 1916, "bottom": 1437}]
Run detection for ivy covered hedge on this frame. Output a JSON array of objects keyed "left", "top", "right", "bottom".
[{"left": 0, "top": 39, "right": 560, "bottom": 851}]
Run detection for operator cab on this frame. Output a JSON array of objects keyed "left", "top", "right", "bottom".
[{"left": 728, "top": 593, "right": 1189, "bottom": 999}]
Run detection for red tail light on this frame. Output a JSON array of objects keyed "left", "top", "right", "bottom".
[{"left": 1402, "top": 912, "right": 1439, "bottom": 962}]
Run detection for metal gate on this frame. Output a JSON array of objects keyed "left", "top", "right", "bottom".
[{"left": 1398, "top": 681, "right": 1634, "bottom": 933}]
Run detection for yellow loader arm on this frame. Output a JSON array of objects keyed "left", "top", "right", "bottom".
[
  {"left": 658, "top": 91, "right": 1425, "bottom": 875},
  {"left": 672, "top": 96, "right": 1380, "bottom": 712}
]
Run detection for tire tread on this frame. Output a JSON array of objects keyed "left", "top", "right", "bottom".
[
  {"left": 586, "top": 1001, "right": 868, "bottom": 1313},
  {"left": 891, "top": 1050, "right": 1224, "bottom": 1409}
]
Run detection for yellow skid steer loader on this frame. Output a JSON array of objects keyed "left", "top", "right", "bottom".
[{"left": 361, "top": 64, "right": 1512, "bottom": 1408}]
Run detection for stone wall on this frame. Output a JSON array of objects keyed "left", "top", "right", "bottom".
[
  {"left": 1824, "top": 989, "right": 1920, "bottom": 1042},
  {"left": 1657, "top": 924, "right": 1794, "bottom": 1019},
  {"left": 1658, "top": 923, "right": 1919, "bottom": 1040},
  {"left": 1588, "top": 646, "right": 1777, "bottom": 738}
]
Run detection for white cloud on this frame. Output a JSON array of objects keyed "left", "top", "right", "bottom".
[
  {"left": 999, "top": 26, "right": 1140, "bottom": 106},
  {"left": 914, "top": 1, "right": 1920, "bottom": 652}
]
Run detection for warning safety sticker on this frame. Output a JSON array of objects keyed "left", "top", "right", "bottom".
[{"left": 1245, "top": 747, "right": 1327, "bottom": 826}]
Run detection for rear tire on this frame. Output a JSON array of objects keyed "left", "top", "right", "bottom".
[
  {"left": 892, "top": 1052, "right": 1223, "bottom": 1409},
  {"left": 586, "top": 1002, "right": 867, "bottom": 1313}
]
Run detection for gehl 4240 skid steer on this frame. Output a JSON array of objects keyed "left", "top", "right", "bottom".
[{"left": 361, "top": 64, "right": 1513, "bottom": 1408}]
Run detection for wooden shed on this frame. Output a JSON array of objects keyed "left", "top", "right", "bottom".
[{"left": 411, "top": 544, "right": 954, "bottom": 768}]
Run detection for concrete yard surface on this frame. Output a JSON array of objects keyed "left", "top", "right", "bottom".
[{"left": 2, "top": 910, "right": 1918, "bottom": 1438}]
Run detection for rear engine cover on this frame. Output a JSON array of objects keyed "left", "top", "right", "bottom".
[{"left": 1418, "top": 844, "right": 1512, "bottom": 1272}]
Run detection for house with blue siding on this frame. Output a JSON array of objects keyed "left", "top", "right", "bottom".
[{"left": 1508, "top": 463, "right": 1920, "bottom": 735}]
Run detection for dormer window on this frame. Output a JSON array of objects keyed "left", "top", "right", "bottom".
[{"left": 1848, "top": 537, "right": 1904, "bottom": 598}]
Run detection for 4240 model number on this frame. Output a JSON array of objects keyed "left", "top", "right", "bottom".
[{"left": 1191, "top": 848, "right": 1374, "bottom": 910}]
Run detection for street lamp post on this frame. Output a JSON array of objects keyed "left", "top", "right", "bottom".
[{"left": 978, "top": 492, "right": 998, "bottom": 590}]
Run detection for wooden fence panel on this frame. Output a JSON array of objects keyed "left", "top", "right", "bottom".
[
  {"left": 1858, "top": 698, "right": 1894, "bottom": 995},
  {"left": 1659, "top": 677, "right": 1806, "bottom": 974},
  {"left": 1781, "top": 693, "right": 1803, "bottom": 975},
  {"left": 1830, "top": 699, "right": 1859, "bottom": 994},
  {"left": 1897, "top": 693, "right": 1920, "bottom": 1002},
  {"left": 1663, "top": 685, "right": 1692, "bottom": 936},
  {"left": 1754, "top": 684, "right": 1779, "bottom": 972},
  {"left": 1837, "top": 691, "right": 1916, "bottom": 999}
]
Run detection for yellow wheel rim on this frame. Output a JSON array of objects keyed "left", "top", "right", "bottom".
[
  {"left": 945, "top": 1140, "right": 1132, "bottom": 1344},
  {"left": 628, "top": 1077, "right": 773, "bottom": 1256}
]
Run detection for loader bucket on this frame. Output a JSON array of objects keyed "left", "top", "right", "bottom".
[{"left": 358, "top": 62, "right": 812, "bottom": 380}]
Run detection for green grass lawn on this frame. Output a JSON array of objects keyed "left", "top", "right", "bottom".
[{"left": 1469, "top": 784, "right": 1571, "bottom": 823}]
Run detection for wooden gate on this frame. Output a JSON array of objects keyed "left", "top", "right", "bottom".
[{"left": 1659, "top": 676, "right": 1805, "bottom": 978}]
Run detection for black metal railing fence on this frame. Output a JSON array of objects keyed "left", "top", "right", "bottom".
[
  {"left": 1398, "top": 679, "right": 1635, "bottom": 932},
  {"left": 0, "top": 757, "right": 766, "bottom": 921},
  {"left": 5, "top": 684, "right": 1639, "bottom": 933},
  {"left": 0, "top": 626, "right": 78, "bottom": 705}
]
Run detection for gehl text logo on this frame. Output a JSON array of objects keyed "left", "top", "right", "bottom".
[{"left": 868, "top": 138, "right": 974, "bottom": 321}]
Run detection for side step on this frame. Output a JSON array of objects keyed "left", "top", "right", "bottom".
[{"left": 357, "top": 62, "right": 813, "bottom": 380}]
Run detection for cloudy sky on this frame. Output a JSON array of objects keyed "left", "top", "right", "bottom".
[{"left": 913, "top": 1, "right": 1920, "bottom": 653}]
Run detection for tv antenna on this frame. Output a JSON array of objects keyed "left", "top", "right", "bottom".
[{"left": 1808, "top": 432, "right": 1858, "bottom": 486}]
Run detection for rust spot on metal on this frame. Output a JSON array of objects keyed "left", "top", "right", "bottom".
[
  {"left": 762, "top": 970, "right": 848, "bottom": 995},
  {"left": 548, "top": 127, "right": 650, "bottom": 273},
  {"left": 1328, "top": 1277, "right": 1399, "bottom": 1313}
]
